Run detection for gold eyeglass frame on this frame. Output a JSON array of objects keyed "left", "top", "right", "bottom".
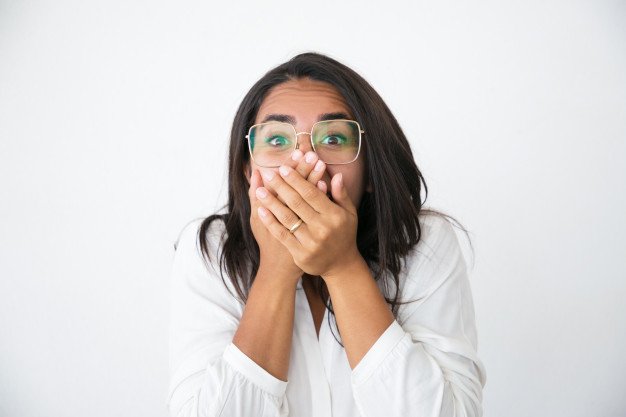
[{"left": 245, "top": 119, "right": 365, "bottom": 168}]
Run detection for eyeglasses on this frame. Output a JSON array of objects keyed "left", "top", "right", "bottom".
[{"left": 245, "top": 119, "right": 365, "bottom": 168}]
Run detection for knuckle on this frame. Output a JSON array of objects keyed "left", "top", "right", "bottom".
[
  {"left": 310, "top": 241, "right": 322, "bottom": 255},
  {"left": 302, "top": 185, "right": 318, "bottom": 200},
  {"left": 296, "top": 165, "right": 309, "bottom": 178},
  {"left": 289, "top": 196, "right": 304, "bottom": 212},
  {"left": 280, "top": 211, "right": 295, "bottom": 226},
  {"left": 318, "top": 226, "right": 331, "bottom": 241},
  {"left": 278, "top": 228, "right": 291, "bottom": 241},
  {"left": 330, "top": 214, "right": 343, "bottom": 228},
  {"left": 300, "top": 251, "right": 314, "bottom": 265}
]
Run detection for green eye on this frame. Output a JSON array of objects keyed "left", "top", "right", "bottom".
[
  {"left": 320, "top": 135, "right": 347, "bottom": 146},
  {"left": 265, "top": 135, "right": 290, "bottom": 147}
]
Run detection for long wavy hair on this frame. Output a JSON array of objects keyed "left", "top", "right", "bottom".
[{"left": 189, "top": 52, "right": 473, "bottom": 346}]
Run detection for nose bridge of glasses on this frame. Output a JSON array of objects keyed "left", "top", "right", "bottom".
[{"left": 294, "top": 131, "right": 314, "bottom": 152}]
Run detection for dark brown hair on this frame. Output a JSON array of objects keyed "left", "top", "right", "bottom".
[{"left": 189, "top": 52, "right": 473, "bottom": 346}]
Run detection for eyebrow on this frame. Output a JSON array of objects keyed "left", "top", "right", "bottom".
[
  {"left": 261, "top": 114, "right": 296, "bottom": 124},
  {"left": 319, "top": 112, "right": 351, "bottom": 121},
  {"left": 260, "top": 112, "right": 352, "bottom": 124}
]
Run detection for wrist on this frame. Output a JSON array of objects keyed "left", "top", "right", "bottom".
[
  {"left": 321, "top": 250, "right": 368, "bottom": 285},
  {"left": 256, "top": 260, "right": 302, "bottom": 289}
]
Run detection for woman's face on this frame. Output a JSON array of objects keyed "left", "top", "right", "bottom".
[{"left": 246, "top": 77, "right": 370, "bottom": 208}]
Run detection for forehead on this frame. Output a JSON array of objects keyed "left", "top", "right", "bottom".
[{"left": 255, "top": 78, "right": 352, "bottom": 123}]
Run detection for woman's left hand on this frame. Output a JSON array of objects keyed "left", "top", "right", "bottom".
[{"left": 256, "top": 164, "right": 362, "bottom": 280}]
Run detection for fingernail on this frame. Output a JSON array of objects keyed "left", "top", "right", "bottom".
[
  {"left": 337, "top": 173, "right": 343, "bottom": 186},
  {"left": 258, "top": 207, "right": 268, "bottom": 218},
  {"left": 291, "top": 150, "right": 303, "bottom": 161},
  {"left": 261, "top": 170, "right": 275, "bottom": 181},
  {"left": 255, "top": 187, "right": 268, "bottom": 199},
  {"left": 279, "top": 165, "right": 290, "bottom": 177},
  {"left": 314, "top": 160, "right": 324, "bottom": 172},
  {"left": 305, "top": 152, "right": 316, "bottom": 164}
]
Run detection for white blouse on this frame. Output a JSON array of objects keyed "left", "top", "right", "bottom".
[{"left": 166, "top": 213, "right": 486, "bottom": 417}]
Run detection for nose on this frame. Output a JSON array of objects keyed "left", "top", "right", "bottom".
[{"left": 294, "top": 131, "right": 314, "bottom": 154}]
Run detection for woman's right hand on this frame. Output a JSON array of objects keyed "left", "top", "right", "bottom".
[{"left": 248, "top": 150, "right": 327, "bottom": 285}]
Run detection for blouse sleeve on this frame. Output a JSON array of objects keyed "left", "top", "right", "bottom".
[
  {"left": 166, "top": 219, "right": 290, "bottom": 417},
  {"left": 350, "top": 214, "right": 487, "bottom": 417}
]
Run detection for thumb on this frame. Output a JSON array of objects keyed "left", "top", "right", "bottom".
[{"left": 330, "top": 173, "right": 356, "bottom": 214}]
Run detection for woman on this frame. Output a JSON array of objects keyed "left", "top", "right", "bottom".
[{"left": 167, "top": 52, "right": 486, "bottom": 417}]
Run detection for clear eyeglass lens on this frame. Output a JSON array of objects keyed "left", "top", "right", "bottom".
[
  {"left": 312, "top": 120, "right": 360, "bottom": 164},
  {"left": 248, "top": 122, "right": 296, "bottom": 167}
]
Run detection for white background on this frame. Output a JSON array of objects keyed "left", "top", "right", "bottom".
[{"left": 1, "top": 1, "right": 625, "bottom": 416}]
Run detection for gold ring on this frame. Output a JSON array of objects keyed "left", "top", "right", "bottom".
[{"left": 289, "top": 218, "right": 303, "bottom": 233}]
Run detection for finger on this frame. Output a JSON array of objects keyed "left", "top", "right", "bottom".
[
  {"left": 293, "top": 151, "right": 317, "bottom": 180},
  {"left": 256, "top": 206, "right": 303, "bottom": 249},
  {"left": 256, "top": 180, "right": 317, "bottom": 228},
  {"left": 276, "top": 165, "right": 334, "bottom": 214},
  {"left": 255, "top": 186, "right": 301, "bottom": 228},
  {"left": 291, "top": 152, "right": 329, "bottom": 201},
  {"left": 256, "top": 188, "right": 314, "bottom": 246},
  {"left": 260, "top": 168, "right": 319, "bottom": 222},
  {"left": 305, "top": 155, "right": 326, "bottom": 187},
  {"left": 330, "top": 172, "right": 357, "bottom": 215},
  {"left": 317, "top": 180, "right": 328, "bottom": 195},
  {"left": 261, "top": 150, "right": 303, "bottom": 202},
  {"left": 285, "top": 149, "right": 304, "bottom": 170}
]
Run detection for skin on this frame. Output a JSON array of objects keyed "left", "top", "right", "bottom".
[{"left": 232, "top": 78, "right": 394, "bottom": 381}]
